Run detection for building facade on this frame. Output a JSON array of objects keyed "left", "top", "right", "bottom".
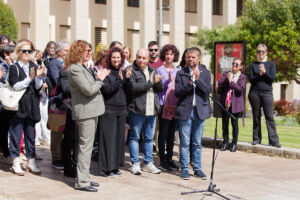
[{"left": 4, "top": 0, "right": 299, "bottom": 101}]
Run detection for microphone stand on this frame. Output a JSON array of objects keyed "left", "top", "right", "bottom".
[{"left": 181, "top": 95, "right": 236, "bottom": 200}]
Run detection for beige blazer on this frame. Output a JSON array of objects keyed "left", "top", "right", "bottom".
[{"left": 68, "top": 63, "right": 105, "bottom": 120}]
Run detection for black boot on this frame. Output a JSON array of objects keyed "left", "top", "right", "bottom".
[
  {"left": 220, "top": 143, "right": 229, "bottom": 151},
  {"left": 230, "top": 143, "right": 237, "bottom": 152}
]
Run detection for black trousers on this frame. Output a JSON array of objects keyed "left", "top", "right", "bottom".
[
  {"left": 62, "top": 108, "right": 79, "bottom": 174},
  {"left": 9, "top": 118, "right": 36, "bottom": 158},
  {"left": 248, "top": 90, "right": 279, "bottom": 145},
  {"left": 158, "top": 106, "right": 177, "bottom": 162},
  {"left": 0, "top": 110, "right": 11, "bottom": 157},
  {"left": 221, "top": 108, "right": 240, "bottom": 145},
  {"left": 98, "top": 113, "right": 126, "bottom": 172}
]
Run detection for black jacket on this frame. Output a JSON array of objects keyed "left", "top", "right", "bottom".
[
  {"left": 8, "top": 61, "right": 42, "bottom": 122},
  {"left": 127, "top": 61, "right": 163, "bottom": 115},
  {"left": 174, "top": 65, "right": 211, "bottom": 121},
  {"left": 101, "top": 66, "right": 127, "bottom": 115},
  {"left": 58, "top": 68, "right": 72, "bottom": 110}
]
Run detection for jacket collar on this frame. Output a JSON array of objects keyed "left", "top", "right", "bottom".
[{"left": 132, "top": 60, "right": 153, "bottom": 73}]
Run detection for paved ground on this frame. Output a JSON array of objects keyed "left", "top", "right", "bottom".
[{"left": 0, "top": 145, "right": 300, "bottom": 200}]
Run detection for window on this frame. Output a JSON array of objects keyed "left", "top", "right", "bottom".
[
  {"left": 212, "top": 0, "right": 223, "bottom": 15},
  {"left": 185, "top": 0, "right": 197, "bottom": 13},
  {"left": 95, "top": 0, "right": 106, "bottom": 4},
  {"left": 156, "top": 0, "right": 170, "bottom": 10},
  {"left": 95, "top": 27, "right": 107, "bottom": 48},
  {"left": 21, "top": 23, "right": 30, "bottom": 40},
  {"left": 237, "top": 0, "right": 244, "bottom": 17},
  {"left": 128, "top": 0, "right": 139, "bottom": 7},
  {"left": 280, "top": 84, "right": 287, "bottom": 100},
  {"left": 59, "top": 25, "right": 71, "bottom": 41}
]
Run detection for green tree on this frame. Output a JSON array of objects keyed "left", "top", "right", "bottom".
[
  {"left": 0, "top": 0, "right": 18, "bottom": 40},
  {"left": 196, "top": 0, "right": 300, "bottom": 83}
]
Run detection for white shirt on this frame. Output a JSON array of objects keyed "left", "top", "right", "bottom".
[
  {"left": 189, "top": 67, "right": 196, "bottom": 106},
  {"left": 143, "top": 66, "right": 155, "bottom": 116},
  {"left": 13, "top": 61, "right": 43, "bottom": 91}
]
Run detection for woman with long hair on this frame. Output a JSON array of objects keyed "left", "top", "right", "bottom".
[
  {"left": 67, "top": 40, "right": 110, "bottom": 192},
  {"left": 8, "top": 40, "right": 46, "bottom": 176},
  {"left": 248, "top": 44, "right": 281, "bottom": 148},
  {"left": 98, "top": 47, "right": 130, "bottom": 177}
]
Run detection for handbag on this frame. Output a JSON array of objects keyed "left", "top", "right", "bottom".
[
  {"left": 0, "top": 66, "right": 26, "bottom": 111},
  {"left": 47, "top": 85, "right": 69, "bottom": 132}
]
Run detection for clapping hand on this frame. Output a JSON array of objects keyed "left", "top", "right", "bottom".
[
  {"left": 227, "top": 72, "right": 232, "bottom": 82},
  {"left": 118, "top": 67, "right": 123, "bottom": 80},
  {"left": 259, "top": 64, "right": 265, "bottom": 75},
  {"left": 30, "top": 67, "right": 36, "bottom": 80},
  {"left": 96, "top": 67, "right": 111, "bottom": 81},
  {"left": 126, "top": 67, "right": 132, "bottom": 79},
  {"left": 194, "top": 67, "right": 200, "bottom": 80},
  {"left": 0, "top": 66, "right": 4, "bottom": 79},
  {"left": 36, "top": 66, "right": 46, "bottom": 79}
]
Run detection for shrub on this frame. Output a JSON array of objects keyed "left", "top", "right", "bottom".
[
  {"left": 274, "top": 99, "right": 291, "bottom": 116},
  {"left": 296, "top": 109, "right": 300, "bottom": 124},
  {"left": 289, "top": 99, "right": 300, "bottom": 116},
  {"left": 0, "top": 0, "right": 18, "bottom": 40}
]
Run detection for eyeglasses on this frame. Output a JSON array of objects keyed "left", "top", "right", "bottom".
[
  {"left": 257, "top": 50, "right": 265, "bottom": 54},
  {"left": 232, "top": 62, "right": 240, "bottom": 67},
  {"left": 149, "top": 49, "right": 158, "bottom": 52},
  {"left": 19, "top": 49, "right": 33, "bottom": 54}
]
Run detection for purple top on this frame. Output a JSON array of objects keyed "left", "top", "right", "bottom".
[{"left": 157, "top": 65, "right": 180, "bottom": 105}]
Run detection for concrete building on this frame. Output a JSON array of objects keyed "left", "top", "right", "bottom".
[{"left": 4, "top": 0, "right": 299, "bottom": 102}]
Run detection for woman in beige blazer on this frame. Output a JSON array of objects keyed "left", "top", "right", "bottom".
[{"left": 67, "top": 40, "right": 110, "bottom": 192}]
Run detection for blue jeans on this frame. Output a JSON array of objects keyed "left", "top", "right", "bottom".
[
  {"left": 178, "top": 108, "right": 205, "bottom": 171},
  {"left": 128, "top": 112, "right": 156, "bottom": 164}
]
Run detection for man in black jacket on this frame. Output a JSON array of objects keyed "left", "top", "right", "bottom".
[
  {"left": 174, "top": 47, "right": 211, "bottom": 180},
  {"left": 127, "top": 48, "right": 163, "bottom": 175}
]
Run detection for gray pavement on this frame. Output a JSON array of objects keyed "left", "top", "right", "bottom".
[{"left": 0, "top": 145, "right": 300, "bottom": 200}]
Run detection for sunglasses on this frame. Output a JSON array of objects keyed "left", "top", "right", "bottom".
[
  {"left": 149, "top": 49, "right": 158, "bottom": 52},
  {"left": 232, "top": 62, "right": 240, "bottom": 67},
  {"left": 19, "top": 49, "right": 33, "bottom": 54},
  {"left": 257, "top": 50, "right": 265, "bottom": 54}
]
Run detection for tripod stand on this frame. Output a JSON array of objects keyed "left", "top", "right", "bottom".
[{"left": 181, "top": 95, "right": 236, "bottom": 200}]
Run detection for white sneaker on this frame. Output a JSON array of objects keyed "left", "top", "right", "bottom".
[
  {"left": 142, "top": 162, "right": 161, "bottom": 174},
  {"left": 131, "top": 162, "right": 142, "bottom": 175}
]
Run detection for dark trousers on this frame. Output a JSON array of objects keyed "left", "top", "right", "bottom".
[
  {"left": 0, "top": 110, "right": 11, "bottom": 157},
  {"left": 9, "top": 118, "right": 36, "bottom": 158},
  {"left": 221, "top": 108, "right": 240, "bottom": 144},
  {"left": 248, "top": 90, "right": 279, "bottom": 145},
  {"left": 62, "top": 109, "right": 79, "bottom": 174},
  {"left": 158, "top": 107, "right": 177, "bottom": 162},
  {"left": 98, "top": 113, "right": 126, "bottom": 172}
]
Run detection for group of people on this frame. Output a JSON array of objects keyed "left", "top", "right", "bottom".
[{"left": 0, "top": 33, "right": 281, "bottom": 192}]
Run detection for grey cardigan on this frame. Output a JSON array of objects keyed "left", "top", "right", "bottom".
[{"left": 68, "top": 63, "right": 105, "bottom": 120}]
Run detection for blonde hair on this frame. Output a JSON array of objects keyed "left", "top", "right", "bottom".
[
  {"left": 257, "top": 44, "right": 268, "bottom": 52},
  {"left": 65, "top": 40, "right": 88, "bottom": 71},
  {"left": 14, "top": 40, "right": 32, "bottom": 61},
  {"left": 123, "top": 46, "right": 133, "bottom": 64}
]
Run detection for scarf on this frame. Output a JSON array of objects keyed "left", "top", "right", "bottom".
[{"left": 225, "top": 71, "right": 241, "bottom": 110}]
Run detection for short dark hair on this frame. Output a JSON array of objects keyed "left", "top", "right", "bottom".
[
  {"left": 187, "top": 47, "right": 201, "bottom": 58},
  {"left": 109, "top": 41, "right": 122, "bottom": 49},
  {"left": 0, "top": 44, "right": 15, "bottom": 59},
  {"left": 159, "top": 44, "right": 180, "bottom": 62},
  {"left": 233, "top": 57, "right": 245, "bottom": 73},
  {"left": 148, "top": 41, "right": 158, "bottom": 48},
  {"left": 105, "top": 47, "right": 125, "bottom": 69},
  {"left": 0, "top": 34, "right": 10, "bottom": 44}
]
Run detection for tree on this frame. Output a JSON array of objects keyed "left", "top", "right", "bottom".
[
  {"left": 196, "top": 0, "right": 300, "bottom": 83},
  {"left": 0, "top": 0, "right": 18, "bottom": 40}
]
